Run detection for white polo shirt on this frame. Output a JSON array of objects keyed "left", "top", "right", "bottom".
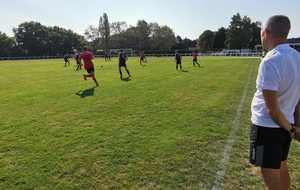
[{"left": 251, "top": 44, "right": 300, "bottom": 128}]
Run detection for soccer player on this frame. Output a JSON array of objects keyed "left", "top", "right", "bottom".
[
  {"left": 249, "top": 15, "right": 300, "bottom": 190},
  {"left": 64, "top": 53, "right": 70, "bottom": 66},
  {"left": 192, "top": 50, "right": 201, "bottom": 67},
  {"left": 104, "top": 51, "right": 108, "bottom": 62},
  {"left": 193, "top": 50, "right": 201, "bottom": 67},
  {"left": 261, "top": 50, "right": 268, "bottom": 61},
  {"left": 75, "top": 53, "right": 81, "bottom": 70},
  {"left": 174, "top": 50, "right": 182, "bottom": 70},
  {"left": 79, "top": 46, "right": 99, "bottom": 86},
  {"left": 118, "top": 48, "right": 131, "bottom": 79},
  {"left": 107, "top": 51, "right": 111, "bottom": 61},
  {"left": 139, "top": 51, "right": 147, "bottom": 65},
  {"left": 105, "top": 51, "right": 111, "bottom": 62}
]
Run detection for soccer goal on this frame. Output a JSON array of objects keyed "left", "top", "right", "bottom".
[{"left": 110, "top": 48, "right": 135, "bottom": 57}]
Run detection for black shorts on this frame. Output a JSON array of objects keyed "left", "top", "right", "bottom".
[
  {"left": 86, "top": 67, "right": 95, "bottom": 73},
  {"left": 249, "top": 124, "right": 292, "bottom": 169},
  {"left": 119, "top": 62, "right": 126, "bottom": 67}
]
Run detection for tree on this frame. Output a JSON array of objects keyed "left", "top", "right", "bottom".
[
  {"left": 110, "top": 21, "right": 128, "bottom": 49},
  {"left": 135, "top": 20, "right": 152, "bottom": 50},
  {"left": 0, "top": 32, "right": 14, "bottom": 56},
  {"left": 109, "top": 20, "right": 176, "bottom": 50},
  {"left": 150, "top": 25, "right": 176, "bottom": 50},
  {"left": 213, "top": 27, "right": 227, "bottom": 49},
  {"left": 6, "top": 15, "right": 266, "bottom": 57},
  {"left": 182, "top": 38, "right": 195, "bottom": 48},
  {"left": 13, "top": 22, "right": 85, "bottom": 56},
  {"left": 249, "top": 21, "right": 262, "bottom": 49},
  {"left": 47, "top": 26, "right": 85, "bottom": 55},
  {"left": 84, "top": 25, "right": 100, "bottom": 52},
  {"left": 99, "top": 13, "right": 110, "bottom": 52},
  {"left": 64, "top": 29, "right": 86, "bottom": 54},
  {"left": 123, "top": 28, "right": 136, "bottom": 48},
  {"left": 47, "top": 26, "right": 64, "bottom": 56},
  {"left": 225, "top": 13, "right": 253, "bottom": 49},
  {"left": 13, "top": 21, "right": 48, "bottom": 56},
  {"left": 110, "top": 21, "right": 128, "bottom": 35},
  {"left": 197, "top": 30, "right": 214, "bottom": 50},
  {"left": 172, "top": 36, "right": 184, "bottom": 49},
  {"left": 172, "top": 37, "right": 196, "bottom": 50}
]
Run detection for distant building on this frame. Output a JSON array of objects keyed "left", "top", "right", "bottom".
[
  {"left": 287, "top": 38, "right": 300, "bottom": 51},
  {"left": 255, "top": 37, "right": 300, "bottom": 52},
  {"left": 188, "top": 47, "right": 197, "bottom": 51}
]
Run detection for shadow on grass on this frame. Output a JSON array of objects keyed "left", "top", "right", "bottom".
[
  {"left": 181, "top": 70, "right": 189, "bottom": 72},
  {"left": 76, "top": 87, "right": 96, "bottom": 98},
  {"left": 121, "top": 77, "right": 131, "bottom": 82}
]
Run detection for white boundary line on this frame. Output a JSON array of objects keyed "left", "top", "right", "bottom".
[{"left": 211, "top": 61, "right": 255, "bottom": 190}]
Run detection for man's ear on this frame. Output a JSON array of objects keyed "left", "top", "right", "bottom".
[{"left": 264, "top": 30, "right": 270, "bottom": 39}]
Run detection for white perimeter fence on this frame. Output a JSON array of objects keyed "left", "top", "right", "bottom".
[{"left": 0, "top": 52, "right": 262, "bottom": 61}]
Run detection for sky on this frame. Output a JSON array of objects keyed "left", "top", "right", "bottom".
[{"left": 1, "top": 0, "right": 299, "bottom": 40}]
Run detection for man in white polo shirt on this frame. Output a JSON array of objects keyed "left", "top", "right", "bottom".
[{"left": 250, "top": 15, "right": 300, "bottom": 190}]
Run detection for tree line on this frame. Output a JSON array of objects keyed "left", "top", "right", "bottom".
[{"left": 0, "top": 12, "right": 261, "bottom": 57}]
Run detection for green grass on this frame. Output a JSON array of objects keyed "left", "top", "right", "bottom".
[{"left": 1, "top": 56, "right": 300, "bottom": 189}]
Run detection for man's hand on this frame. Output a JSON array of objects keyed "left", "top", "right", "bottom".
[{"left": 293, "top": 126, "right": 300, "bottom": 142}]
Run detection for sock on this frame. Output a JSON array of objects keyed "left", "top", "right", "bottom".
[
  {"left": 126, "top": 69, "right": 131, "bottom": 76},
  {"left": 92, "top": 77, "right": 99, "bottom": 86}
]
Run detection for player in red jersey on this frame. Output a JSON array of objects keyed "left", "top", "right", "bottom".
[
  {"left": 79, "top": 46, "right": 99, "bottom": 86},
  {"left": 107, "top": 51, "right": 111, "bottom": 61},
  {"left": 105, "top": 51, "right": 111, "bottom": 62},
  {"left": 192, "top": 50, "right": 201, "bottom": 67},
  {"left": 139, "top": 51, "right": 147, "bottom": 65}
]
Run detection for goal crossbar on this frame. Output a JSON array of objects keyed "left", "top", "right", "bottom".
[{"left": 110, "top": 48, "right": 135, "bottom": 57}]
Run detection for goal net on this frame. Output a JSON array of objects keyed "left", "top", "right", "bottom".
[{"left": 110, "top": 48, "right": 135, "bottom": 57}]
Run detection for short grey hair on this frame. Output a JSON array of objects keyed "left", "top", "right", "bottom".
[{"left": 262, "top": 15, "right": 290, "bottom": 38}]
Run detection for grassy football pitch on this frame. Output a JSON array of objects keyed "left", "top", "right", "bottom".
[{"left": 1, "top": 56, "right": 300, "bottom": 189}]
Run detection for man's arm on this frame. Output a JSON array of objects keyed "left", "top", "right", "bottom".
[
  {"left": 263, "top": 89, "right": 295, "bottom": 135},
  {"left": 294, "top": 98, "right": 300, "bottom": 128}
]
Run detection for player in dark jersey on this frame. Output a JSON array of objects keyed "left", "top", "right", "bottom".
[
  {"left": 174, "top": 50, "right": 182, "bottom": 70},
  {"left": 75, "top": 53, "right": 82, "bottom": 70},
  {"left": 64, "top": 53, "right": 70, "bottom": 66},
  {"left": 118, "top": 48, "right": 131, "bottom": 79}
]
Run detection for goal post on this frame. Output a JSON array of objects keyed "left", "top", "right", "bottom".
[{"left": 110, "top": 48, "right": 135, "bottom": 57}]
